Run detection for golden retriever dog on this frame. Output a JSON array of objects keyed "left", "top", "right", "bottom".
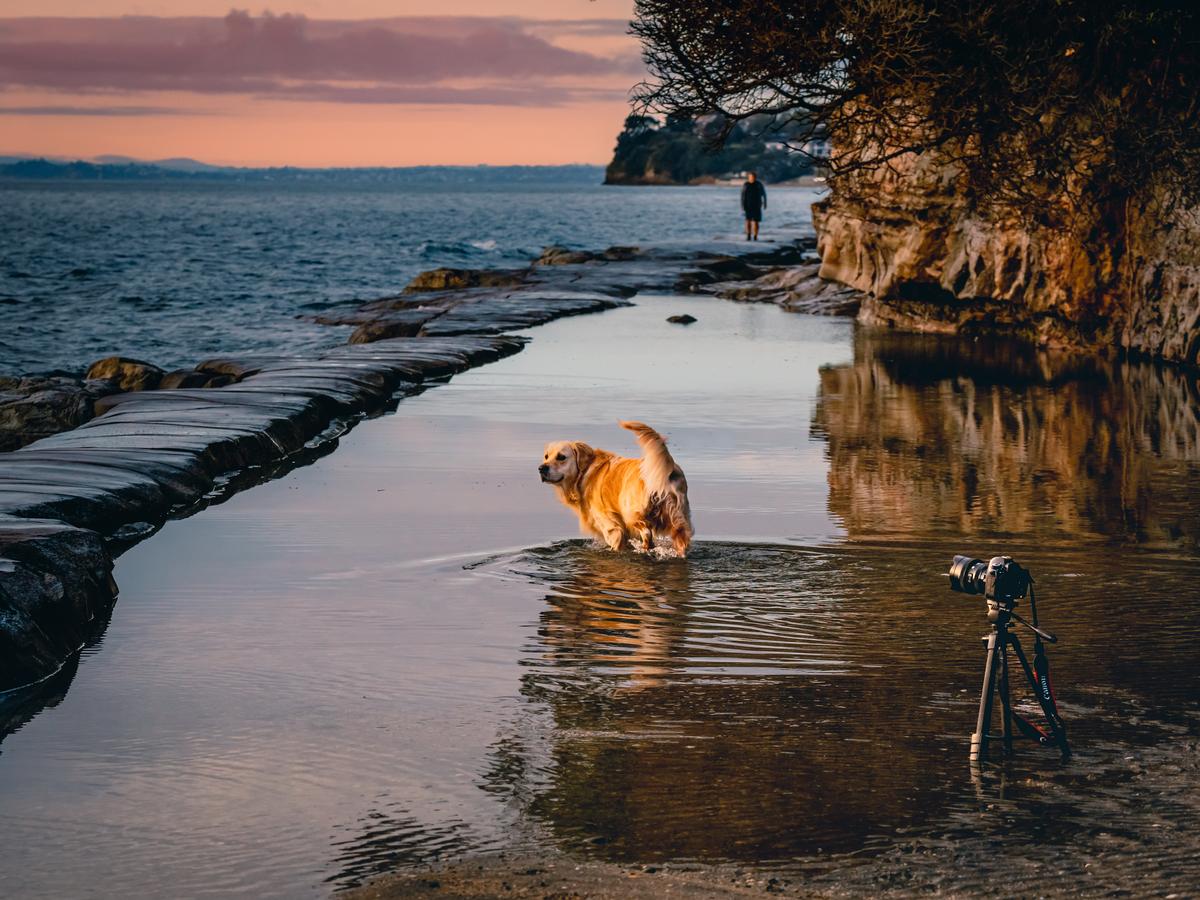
[{"left": 539, "top": 421, "right": 693, "bottom": 556}]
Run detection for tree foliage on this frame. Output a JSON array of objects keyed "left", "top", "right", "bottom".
[
  {"left": 631, "top": 1, "right": 1200, "bottom": 214},
  {"left": 605, "top": 113, "right": 817, "bottom": 184}
]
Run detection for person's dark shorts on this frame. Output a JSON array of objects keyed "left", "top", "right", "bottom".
[{"left": 743, "top": 208, "right": 762, "bottom": 222}]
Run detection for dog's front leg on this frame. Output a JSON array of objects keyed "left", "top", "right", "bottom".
[{"left": 598, "top": 521, "right": 627, "bottom": 552}]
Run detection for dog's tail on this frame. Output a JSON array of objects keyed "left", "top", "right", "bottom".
[
  {"left": 620, "top": 420, "right": 693, "bottom": 554},
  {"left": 620, "top": 421, "right": 679, "bottom": 493}
]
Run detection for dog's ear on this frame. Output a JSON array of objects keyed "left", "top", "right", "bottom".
[{"left": 571, "top": 442, "right": 596, "bottom": 476}]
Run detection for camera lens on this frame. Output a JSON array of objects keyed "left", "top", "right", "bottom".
[{"left": 949, "top": 555, "right": 986, "bottom": 594}]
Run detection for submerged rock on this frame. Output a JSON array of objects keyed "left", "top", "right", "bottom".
[{"left": 667, "top": 314, "right": 698, "bottom": 324}]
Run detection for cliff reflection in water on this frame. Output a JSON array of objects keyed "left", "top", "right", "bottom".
[{"left": 812, "top": 330, "right": 1200, "bottom": 548}]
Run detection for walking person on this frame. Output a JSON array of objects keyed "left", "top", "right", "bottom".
[{"left": 741, "top": 172, "right": 767, "bottom": 240}]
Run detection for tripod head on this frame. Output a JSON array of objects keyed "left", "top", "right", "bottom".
[{"left": 949, "top": 555, "right": 1056, "bottom": 642}]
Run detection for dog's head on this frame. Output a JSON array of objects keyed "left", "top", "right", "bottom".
[{"left": 539, "top": 440, "right": 595, "bottom": 491}]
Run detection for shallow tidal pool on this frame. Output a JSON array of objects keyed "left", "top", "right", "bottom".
[{"left": 1, "top": 295, "right": 1198, "bottom": 897}]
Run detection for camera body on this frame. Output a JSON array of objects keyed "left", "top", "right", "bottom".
[{"left": 949, "top": 555, "right": 1030, "bottom": 605}]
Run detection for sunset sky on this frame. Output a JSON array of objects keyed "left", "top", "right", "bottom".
[{"left": 0, "top": 1, "right": 642, "bottom": 166}]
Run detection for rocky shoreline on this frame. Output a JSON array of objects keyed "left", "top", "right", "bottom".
[{"left": 0, "top": 235, "right": 855, "bottom": 694}]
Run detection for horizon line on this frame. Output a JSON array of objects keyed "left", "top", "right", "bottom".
[{"left": 0, "top": 154, "right": 610, "bottom": 168}]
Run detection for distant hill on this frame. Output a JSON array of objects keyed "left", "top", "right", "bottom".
[
  {"left": 91, "top": 155, "right": 226, "bottom": 173},
  {"left": 0, "top": 158, "right": 607, "bottom": 185},
  {"left": 605, "top": 114, "right": 825, "bottom": 185}
]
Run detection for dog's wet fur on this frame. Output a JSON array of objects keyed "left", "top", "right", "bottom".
[{"left": 539, "top": 421, "right": 693, "bottom": 556}]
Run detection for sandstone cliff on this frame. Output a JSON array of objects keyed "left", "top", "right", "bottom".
[{"left": 812, "top": 154, "right": 1200, "bottom": 366}]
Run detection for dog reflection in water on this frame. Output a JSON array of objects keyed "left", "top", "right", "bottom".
[
  {"left": 537, "top": 545, "right": 694, "bottom": 692},
  {"left": 538, "top": 421, "right": 693, "bottom": 556}
]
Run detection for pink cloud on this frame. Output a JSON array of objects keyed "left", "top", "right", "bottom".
[{"left": 0, "top": 11, "right": 641, "bottom": 105}]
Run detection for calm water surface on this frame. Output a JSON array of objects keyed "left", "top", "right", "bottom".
[{"left": 1, "top": 297, "right": 1198, "bottom": 897}]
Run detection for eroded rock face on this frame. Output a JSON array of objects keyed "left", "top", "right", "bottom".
[{"left": 813, "top": 155, "right": 1200, "bottom": 365}]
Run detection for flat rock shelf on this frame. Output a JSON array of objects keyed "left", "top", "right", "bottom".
[
  {"left": 0, "top": 336, "right": 525, "bottom": 691},
  {"left": 0, "top": 235, "right": 857, "bottom": 693}
]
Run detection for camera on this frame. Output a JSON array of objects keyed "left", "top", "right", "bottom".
[
  {"left": 949, "top": 554, "right": 1030, "bottom": 603},
  {"left": 949, "top": 552, "right": 1069, "bottom": 763}
]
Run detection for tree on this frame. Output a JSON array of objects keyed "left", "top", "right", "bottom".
[{"left": 631, "top": 1, "right": 1200, "bottom": 218}]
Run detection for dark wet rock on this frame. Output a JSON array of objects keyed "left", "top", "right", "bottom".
[
  {"left": 320, "top": 238, "right": 839, "bottom": 354},
  {"left": 93, "top": 388, "right": 330, "bottom": 429},
  {"left": 420, "top": 292, "right": 629, "bottom": 337},
  {"left": 403, "top": 267, "right": 527, "bottom": 293},
  {"left": 194, "top": 358, "right": 263, "bottom": 381},
  {"left": 84, "top": 356, "right": 164, "bottom": 391},
  {"left": 541, "top": 258, "right": 699, "bottom": 298},
  {"left": 307, "top": 294, "right": 461, "bottom": 327},
  {"left": 0, "top": 375, "right": 119, "bottom": 451},
  {"left": 0, "top": 517, "right": 115, "bottom": 690},
  {"left": 707, "top": 263, "right": 864, "bottom": 316},
  {"left": 0, "top": 448, "right": 213, "bottom": 504},
  {"left": 667, "top": 314, "right": 698, "bottom": 325},
  {"left": 349, "top": 309, "right": 444, "bottom": 344},
  {"left": 159, "top": 369, "right": 211, "bottom": 390},
  {"left": 674, "top": 256, "right": 765, "bottom": 292}
]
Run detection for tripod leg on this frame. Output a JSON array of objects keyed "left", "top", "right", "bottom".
[
  {"left": 1009, "top": 634, "right": 1071, "bottom": 760},
  {"left": 971, "top": 630, "right": 1000, "bottom": 764},
  {"left": 999, "top": 634, "right": 1013, "bottom": 754}
]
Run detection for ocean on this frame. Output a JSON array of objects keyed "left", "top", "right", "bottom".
[{"left": 0, "top": 178, "right": 823, "bottom": 375}]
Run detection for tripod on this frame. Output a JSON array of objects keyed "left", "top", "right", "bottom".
[{"left": 971, "top": 585, "right": 1070, "bottom": 765}]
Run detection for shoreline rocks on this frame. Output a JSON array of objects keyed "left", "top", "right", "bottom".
[
  {"left": 84, "top": 356, "right": 164, "bottom": 392},
  {"left": 0, "top": 374, "right": 121, "bottom": 452},
  {"left": 0, "top": 335, "right": 525, "bottom": 691}
]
